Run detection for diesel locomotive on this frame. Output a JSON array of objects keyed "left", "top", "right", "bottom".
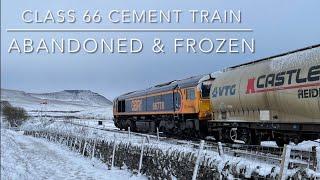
[
  {"left": 113, "top": 44, "right": 320, "bottom": 146},
  {"left": 113, "top": 75, "right": 215, "bottom": 136}
]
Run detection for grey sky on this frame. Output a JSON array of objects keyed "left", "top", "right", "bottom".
[{"left": 1, "top": 0, "right": 320, "bottom": 100}]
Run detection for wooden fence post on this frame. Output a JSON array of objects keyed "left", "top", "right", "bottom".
[
  {"left": 279, "top": 145, "right": 291, "bottom": 180},
  {"left": 138, "top": 137, "right": 146, "bottom": 174},
  {"left": 192, "top": 140, "right": 205, "bottom": 180},
  {"left": 218, "top": 142, "right": 224, "bottom": 156},
  {"left": 156, "top": 127, "right": 159, "bottom": 141},
  {"left": 82, "top": 141, "right": 87, "bottom": 156},
  {"left": 315, "top": 146, "right": 320, "bottom": 172},
  {"left": 70, "top": 137, "right": 73, "bottom": 149},
  {"left": 72, "top": 138, "right": 77, "bottom": 151},
  {"left": 78, "top": 139, "right": 82, "bottom": 153},
  {"left": 128, "top": 127, "right": 131, "bottom": 140},
  {"left": 91, "top": 139, "right": 96, "bottom": 159},
  {"left": 67, "top": 135, "right": 70, "bottom": 146},
  {"left": 111, "top": 141, "right": 117, "bottom": 169}
]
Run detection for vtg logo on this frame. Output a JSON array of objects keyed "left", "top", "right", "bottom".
[{"left": 212, "top": 84, "right": 236, "bottom": 98}]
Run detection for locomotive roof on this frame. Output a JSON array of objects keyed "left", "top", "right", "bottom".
[
  {"left": 227, "top": 44, "right": 320, "bottom": 70},
  {"left": 117, "top": 75, "right": 204, "bottom": 100}
]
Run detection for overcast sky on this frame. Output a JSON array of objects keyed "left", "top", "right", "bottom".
[{"left": 1, "top": 0, "right": 320, "bottom": 100}]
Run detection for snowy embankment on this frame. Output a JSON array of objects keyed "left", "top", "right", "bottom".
[
  {"left": 21, "top": 118, "right": 281, "bottom": 179},
  {"left": 0, "top": 128, "right": 146, "bottom": 180},
  {"left": 21, "top": 117, "right": 320, "bottom": 179}
]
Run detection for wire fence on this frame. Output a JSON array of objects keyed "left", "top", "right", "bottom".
[
  {"left": 60, "top": 118, "right": 320, "bottom": 173},
  {"left": 62, "top": 118, "right": 319, "bottom": 170},
  {"left": 21, "top": 125, "right": 320, "bottom": 180},
  {"left": 14, "top": 116, "right": 320, "bottom": 179}
]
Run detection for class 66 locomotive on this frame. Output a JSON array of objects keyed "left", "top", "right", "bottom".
[
  {"left": 113, "top": 75, "right": 215, "bottom": 137},
  {"left": 113, "top": 44, "right": 320, "bottom": 147}
]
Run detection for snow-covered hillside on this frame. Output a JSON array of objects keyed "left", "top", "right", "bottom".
[
  {"left": 1, "top": 89, "right": 113, "bottom": 119},
  {"left": 30, "top": 90, "right": 112, "bottom": 107}
]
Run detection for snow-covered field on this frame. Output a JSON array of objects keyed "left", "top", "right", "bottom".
[{"left": 1, "top": 128, "right": 146, "bottom": 180}]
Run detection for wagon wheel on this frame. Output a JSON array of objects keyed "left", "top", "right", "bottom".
[{"left": 229, "top": 128, "right": 237, "bottom": 142}]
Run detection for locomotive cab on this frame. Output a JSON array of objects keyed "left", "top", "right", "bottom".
[{"left": 197, "top": 77, "right": 215, "bottom": 120}]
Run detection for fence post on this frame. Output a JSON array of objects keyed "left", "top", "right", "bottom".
[
  {"left": 70, "top": 137, "right": 73, "bottom": 149},
  {"left": 67, "top": 135, "right": 70, "bottom": 146},
  {"left": 192, "top": 140, "right": 205, "bottom": 180},
  {"left": 128, "top": 127, "right": 131, "bottom": 140},
  {"left": 316, "top": 147, "right": 320, "bottom": 172},
  {"left": 279, "top": 144, "right": 291, "bottom": 180},
  {"left": 82, "top": 141, "right": 87, "bottom": 156},
  {"left": 156, "top": 127, "right": 159, "bottom": 141},
  {"left": 91, "top": 139, "right": 96, "bottom": 159},
  {"left": 311, "top": 146, "right": 317, "bottom": 171},
  {"left": 78, "top": 139, "right": 82, "bottom": 153},
  {"left": 138, "top": 137, "right": 146, "bottom": 174},
  {"left": 69, "top": 137, "right": 75, "bottom": 151},
  {"left": 111, "top": 140, "right": 117, "bottom": 169},
  {"left": 70, "top": 137, "right": 73, "bottom": 148},
  {"left": 72, "top": 138, "right": 77, "bottom": 151},
  {"left": 218, "top": 142, "right": 224, "bottom": 156}
]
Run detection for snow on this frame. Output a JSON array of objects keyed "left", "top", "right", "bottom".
[
  {"left": 1, "top": 89, "right": 113, "bottom": 119},
  {"left": 1, "top": 87, "right": 319, "bottom": 178},
  {"left": 68, "top": 119, "right": 118, "bottom": 130},
  {"left": 261, "top": 141, "right": 278, "bottom": 148},
  {"left": 269, "top": 46, "right": 320, "bottom": 72},
  {"left": 1, "top": 128, "right": 146, "bottom": 180},
  {"left": 20, "top": 118, "right": 281, "bottom": 178},
  {"left": 291, "top": 140, "right": 320, "bottom": 151},
  {"left": 30, "top": 90, "right": 112, "bottom": 107},
  {"left": 2, "top": 116, "right": 319, "bottom": 179}
]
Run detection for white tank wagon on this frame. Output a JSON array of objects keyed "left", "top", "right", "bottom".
[{"left": 208, "top": 44, "right": 320, "bottom": 146}]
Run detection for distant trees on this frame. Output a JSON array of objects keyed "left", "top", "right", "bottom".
[{"left": 1, "top": 101, "right": 28, "bottom": 127}]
